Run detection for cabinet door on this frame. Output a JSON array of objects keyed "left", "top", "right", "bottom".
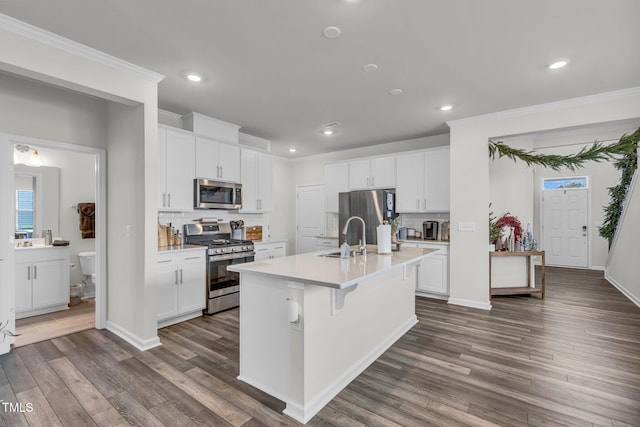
[
  {"left": 325, "top": 162, "right": 349, "bottom": 212},
  {"left": 177, "top": 256, "right": 206, "bottom": 314},
  {"left": 348, "top": 159, "right": 370, "bottom": 190},
  {"left": 15, "top": 261, "right": 32, "bottom": 313},
  {"left": 218, "top": 144, "right": 241, "bottom": 183},
  {"left": 32, "top": 259, "right": 69, "bottom": 308},
  {"left": 257, "top": 153, "right": 273, "bottom": 211},
  {"left": 157, "top": 260, "right": 179, "bottom": 321},
  {"left": 424, "top": 148, "right": 450, "bottom": 211},
  {"left": 271, "top": 244, "right": 286, "bottom": 259},
  {"left": 158, "top": 128, "right": 168, "bottom": 209},
  {"left": 254, "top": 246, "right": 271, "bottom": 261},
  {"left": 395, "top": 153, "right": 424, "bottom": 212},
  {"left": 240, "top": 149, "right": 258, "bottom": 211},
  {"left": 165, "top": 130, "right": 195, "bottom": 211},
  {"left": 195, "top": 137, "right": 220, "bottom": 180},
  {"left": 370, "top": 156, "right": 395, "bottom": 188},
  {"left": 418, "top": 254, "right": 448, "bottom": 294}
]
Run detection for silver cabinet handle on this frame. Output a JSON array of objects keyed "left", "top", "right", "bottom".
[
  {"left": 184, "top": 256, "right": 201, "bottom": 260},
  {"left": 163, "top": 193, "right": 166, "bottom": 207},
  {"left": 168, "top": 193, "right": 171, "bottom": 207},
  {"left": 175, "top": 269, "right": 179, "bottom": 285},
  {"left": 28, "top": 265, "right": 31, "bottom": 280},
  {"left": 216, "top": 165, "right": 220, "bottom": 178},
  {"left": 180, "top": 268, "right": 183, "bottom": 284},
  {"left": 424, "top": 199, "right": 427, "bottom": 210},
  {"left": 34, "top": 265, "right": 37, "bottom": 279},
  {"left": 220, "top": 166, "right": 223, "bottom": 178}
]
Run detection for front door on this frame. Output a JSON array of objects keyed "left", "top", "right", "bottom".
[{"left": 542, "top": 179, "right": 589, "bottom": 267}]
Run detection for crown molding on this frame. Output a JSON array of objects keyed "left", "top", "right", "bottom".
[
  {"left": 0, "top": 13, "right": 164, "bottom": 83},
  {"left": 447, "top": 86, "right": 640, "bottom": 129}
]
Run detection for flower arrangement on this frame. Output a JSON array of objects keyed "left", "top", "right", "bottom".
[{"left": 495, "top": 213, "right": 523, "bottom": 241}]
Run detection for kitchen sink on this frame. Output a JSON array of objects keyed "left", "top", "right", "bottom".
[{"left": 319, "top": 250, "right": 357, "bottom": 258}]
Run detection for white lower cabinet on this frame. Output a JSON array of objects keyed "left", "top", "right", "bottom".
[
  {"left": 15, "top": 247, "right": 70, "bottom": 319},
  {"left": 157, "top": 248, "right": 206, "bottom": 327},
  {"left": 403, "top": 242, "right": 449, "bottom": 297},
  {"left": 254, "top": 241, "right": 287, "bottom": 261},
  {"left": 316, "top": 237, "right": 338, "bottom": 251}
]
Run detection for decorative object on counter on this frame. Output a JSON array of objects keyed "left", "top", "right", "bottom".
[
  {"left": 441, "top": 221, "right": 450, "bottom": 241},
  {"left": 76, "top": 202, "right": 95, "bottom": 238},
  {"left": 245, "top": 226, "right": 262, "bottom": 241},
  {"left": 494, "top": 212, "right": 522, "bottom": 251},
  {"left": 43, "top": 229, "right": 52, "bottom": 245},
  {"left": 230, "top": 220, "right": 245, "bottom": 240},
  {"left": 398, "top": 227, "right": 408, "bottom": 240},
  {"left": 0, "top": 318, "right": 20, "bottom": 343},
  {"left": 16, "top": 240, "right": 33, "bottom": 247},
  {"left": 157, "top": 220, "right": 182, "bottom": 247},
  {"left": 52, "top": 240, "right": 70, "bottom": 246},
  {"left": 407, "top": 228, "right": 415, "bottom": 237},
  {"left": 388, "top": 217, "right": 400, "bottom": 250},
  {"left": 522, "top": 223, "right": 536, "bottom": 251}
]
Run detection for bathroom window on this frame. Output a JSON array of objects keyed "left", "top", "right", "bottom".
[{"left": 16, "top": 189, "right": 34, "bottom": 236}]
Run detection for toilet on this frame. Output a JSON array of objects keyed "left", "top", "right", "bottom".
[{"left": 77, "top": 251, "right": 96, "bottom": 288}]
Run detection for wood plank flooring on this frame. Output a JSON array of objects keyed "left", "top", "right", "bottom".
[
  {"left": 2, "top": 267, "right": 640, "bottom": 426},
  {"left": 14, "top": 299, "right": 95, "bottom": 347}
]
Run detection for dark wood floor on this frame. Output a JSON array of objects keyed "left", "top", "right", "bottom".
[{"left": 2, "top": 267, "right": 640, "bottom": 426}]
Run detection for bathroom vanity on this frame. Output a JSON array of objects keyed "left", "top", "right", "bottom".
[{"left": 15, "top": 246, "right": 70, "bottom": 319}]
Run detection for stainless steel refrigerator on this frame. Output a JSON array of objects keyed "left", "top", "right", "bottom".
[{"left": 339, "top": 189, "right": 398, "bottom": 246}]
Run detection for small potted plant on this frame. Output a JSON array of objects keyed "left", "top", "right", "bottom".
[{"left": 389, "top": 217, "right": 401, "bottom": 249}]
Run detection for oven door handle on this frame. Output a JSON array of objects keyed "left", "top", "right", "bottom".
[{"left": 209, "top": 251, "right": 255, "bottom": 262}]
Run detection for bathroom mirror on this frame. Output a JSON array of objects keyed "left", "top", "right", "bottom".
[{"left": 14, "top": 164, "right": 60, "bottom": 239}]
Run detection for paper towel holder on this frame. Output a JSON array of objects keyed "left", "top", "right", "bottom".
[{"left": 286, "top": 298, "right": 300, "bottom": 325}]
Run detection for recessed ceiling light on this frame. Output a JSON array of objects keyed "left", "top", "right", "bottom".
[
  {"left": 289, "top": 148, "right": 297, "bottom": 153},
  {"left": 389, "top": 89, "right": 403, "bottom": 95},
  {"left": 322, "top": 26, "right": 341, "bottom": 39},
  {"left": 548, "top": 60, "right": 568, "bottom": 70},
  {"left": 440, "top": 105, "right": 453, "bottom": 111},
  {"left": 362, "top": 63, "right": 378, "bottom": 73},
  {"left": 186, "top": 73, "right": 202, "bottom": 82},
  {"left": 323, "top": 129, "right": 335, "bottom": 136},
  {"left": 323, "top": 121, "right": 341, "bottom": 128}
]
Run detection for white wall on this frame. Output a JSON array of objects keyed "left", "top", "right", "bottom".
[
  {"left": 607, "top": 170, "right": 640, "bottom": 306},
  {"left": 448, "top": 87, "right": 640, "bottom": 310}
]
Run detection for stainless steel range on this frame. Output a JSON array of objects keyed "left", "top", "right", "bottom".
[{"left": 183, "top": 223, "right": 255, "bottom": 315}]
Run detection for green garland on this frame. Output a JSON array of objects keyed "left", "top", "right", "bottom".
[
  {"left": 598, "top": 128, "right": 639, "bottom": 240},
  {"left": 488, "top": 127, "right": 639, "bottom": 242}
]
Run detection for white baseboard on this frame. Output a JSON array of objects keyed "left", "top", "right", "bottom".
[
  {"left": 284, "top": 315, "right": 418, "bottom": 424},
  {"left": 415, "top": 291, "right": 448, "bottom": 300},
  {"left": 605, "top": 270, "right": 640, "bottom": 309},
  {"left": 157, "top": 310, "right": 203, "bottom": 329},
  {"left": 447, "top": 297, "right": 492, "bottom": 311},
  {"left": 106, "top": 320, "right": 161, "bottom": 351}
]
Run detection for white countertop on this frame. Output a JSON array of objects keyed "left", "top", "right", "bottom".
[
  {"left": 228, "top": 246, "right": 436, "bottom": 289},
  {"left": 157, "top": 244, "right": 207, "bottom": 254}
]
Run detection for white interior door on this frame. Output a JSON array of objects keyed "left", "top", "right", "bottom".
[
  {"left": 296, "top": 185, "right": 325, "bottom": 254},
  {"left": 542, "top": 188, "right": 589, "bottom": 267}
]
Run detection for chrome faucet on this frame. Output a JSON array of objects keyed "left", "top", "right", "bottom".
[{"left": 342, "top": 216, "right": 366, "bottom": 255}]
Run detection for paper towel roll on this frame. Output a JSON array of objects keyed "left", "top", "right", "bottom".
[{"left": 377, "top": 224, "right": 392, "bottom": 254}]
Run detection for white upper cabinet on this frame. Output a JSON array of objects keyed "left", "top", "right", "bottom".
[
  {"left": 423, "top": 147, "right": 450, "bottom": 212},
  {"left": 325, "top": 162, "right": 349, "bottom": 213},
  {"left": 348, "top": 156, "right": 395, "bottom": 190},
  {"left": 395, "top": 147, "right": 450, "bottom": 213},
  {"left": 158, "top": 127, "right": 195, "bottom": 211},
  {"left": 195, "top": 137, "right": 240, "bottom": 183},
  {"left": 241, "top": 149, "right": 273, "bottom": 212}
]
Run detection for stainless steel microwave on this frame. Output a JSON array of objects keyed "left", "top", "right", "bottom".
[{"left": 194, "top": 179, "right": 242, "bottom": 210}]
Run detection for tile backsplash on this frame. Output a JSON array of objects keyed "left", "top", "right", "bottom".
[{"left": 323, "top": 212, "right": 450, "bottom": 238}]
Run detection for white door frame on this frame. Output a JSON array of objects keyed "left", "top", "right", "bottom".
[
  {"left": 1, "top": 133, "right": 106, "bottom": 353},
  {"left": 539, "top": 175, "right": 591, "bottom": 268},
  {"left": 295, "top": 184, "right": 326, "bottom": 254}
]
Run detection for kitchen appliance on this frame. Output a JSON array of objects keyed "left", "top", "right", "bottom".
[
  {"left": 441, "top": 221, "right": 450, "bottom": 241},
  {"left": 183, "top": 223, "right": 255, "bottom": 315},
  {"left": 194, "top": 178, "right": 242, "bottom": 210},
  {"left": 423, "top": 221, "right": 439, "bottom": 240},
  {"left": 338, "top": 189, "right": 398, "bottom": 246}
]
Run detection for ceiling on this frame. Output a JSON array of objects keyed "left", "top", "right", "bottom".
[{"left": 1, "top": 1, "right": 639, "bottom": 157}]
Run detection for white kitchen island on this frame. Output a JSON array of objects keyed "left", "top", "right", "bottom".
[{"left": 228, "top": 246, "right": 436, "bottom": 424}]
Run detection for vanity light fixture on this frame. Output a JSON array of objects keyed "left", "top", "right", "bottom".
[
  {"left": 322, "top": 26, "right": 341, "bottom": 39},
  {"left": 440, "top": 105, "right": 453, "bottom": 111},
  {"left": 362, "top": 63, "right": 378, "bottom": 73},
  {"left": 14, "top": 144, "right": 43, "bottom": 167},
  {"left": 389, "top": 89, "right": 403, "bottom": 95},
  {"left": 186, "top": 72, "right": 203, "bottom": 82},
  {"left": 548, "top": 60, "right": 568, "bottom": 70}
]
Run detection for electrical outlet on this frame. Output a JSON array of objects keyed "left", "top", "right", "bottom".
[{"left": 458, "top": 222, "right": 476, "bottom": 232}]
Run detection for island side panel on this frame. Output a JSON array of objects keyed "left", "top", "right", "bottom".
[
  {"left": 238, "top": 273, "right": 292, "bottom": 401},
  {"left": 289, "top": 262, "right": 420, "bottom": 423}
]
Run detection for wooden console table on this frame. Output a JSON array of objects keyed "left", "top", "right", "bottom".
[{"left": 489, "top": 250, "right": 545, "bottom": 298}]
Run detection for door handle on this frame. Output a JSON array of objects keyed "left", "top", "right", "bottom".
[
  {"left": 34, "top": 265, "right": 37, "bottom": 279},
  {"left": 180, "top": 268, "right": 183, "bottom": 284},
  {"left": 163, "top": 193, "right": 166, "bottom": 207},
  {"left": 216, "top": 165, "right": 220, "bottom": 178},
  {"left": 175, "top": 269, "right": 179, "bottom": 285},
  {"left": 220, "top": 166, "right": 223, "bottom": 178},
  {"left": 168, "top": 193, "right": 171, "bottom": 207},
  {"left": 28, "top": 265, "right": 31, "bottom": 280}
]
